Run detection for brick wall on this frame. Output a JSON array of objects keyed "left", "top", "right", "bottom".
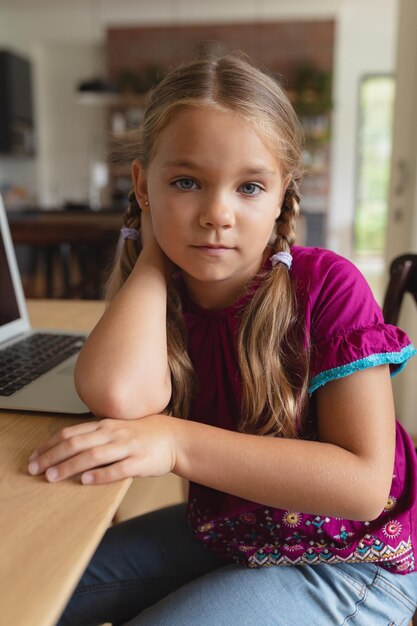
[{"left": 106, "top": 20, "right": 334, "bottom": 89}]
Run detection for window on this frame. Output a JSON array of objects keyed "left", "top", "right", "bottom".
[{"left": 354, "top": 75, "right": 395, "bottom": 256}]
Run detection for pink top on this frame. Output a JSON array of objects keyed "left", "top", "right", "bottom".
[{"left": 178, "top": 246, "right": 417, "bottom": 574}]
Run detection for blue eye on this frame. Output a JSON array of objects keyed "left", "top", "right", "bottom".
[
  {"left": 240, "top": 183, "right": 263, "bottom": 196},
  {"left": 173, "top": 178, "right": 198, "bottom": 190}
]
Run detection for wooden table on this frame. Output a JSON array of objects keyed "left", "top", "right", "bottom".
[{"left": 0, "top": 300, "right": 132, "bottom": 626}]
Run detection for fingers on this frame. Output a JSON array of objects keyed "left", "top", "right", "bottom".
[
  {"left": 29, "top": 420, "right": 101, "bottom": 460},
  {"left": 27, "top": 419, "right": 127, "bottom": 482},
  {"left": 28, "top": 428, "right": 114, "bottom": 476},
  {"left": 81, "top": 458, "right": 137, "bottom": 485},
  {"left": 47, "top": 443, "right": 130, "bottom": 484}
]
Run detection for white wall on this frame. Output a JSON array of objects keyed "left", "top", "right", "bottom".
[
  {"left": 0, "top": 0, "right": 339, "bottom": 42},
  {"left": 35, "top": 43, "right": 106, "bottom": 206},
  {"left": 0, "top": 41, "right": 106, "bottom": 207},
  {"left": 0, "top": 3, "right": 103, "bottom": 205}
]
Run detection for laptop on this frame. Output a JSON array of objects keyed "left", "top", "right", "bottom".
[{"left": 0, "top": 195, "right": 90, "bottom": 413}]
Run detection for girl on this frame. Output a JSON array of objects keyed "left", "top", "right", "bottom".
[{"left": 29, "top": 53, "right": 417, "bottom": 625}]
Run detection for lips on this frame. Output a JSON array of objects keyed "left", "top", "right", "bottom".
[
  {"left": 193, "top": 244, "right": 232, "bottom": 249},
  {"left": 192, "top": 244, "right": 233, "bottom": 256}
]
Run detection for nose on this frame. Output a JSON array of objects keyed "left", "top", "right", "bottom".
[{"left": 199, "top": 193, "right": 235, "bottom": 229}]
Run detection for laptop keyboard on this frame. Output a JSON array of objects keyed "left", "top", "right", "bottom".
[{"left": 0, "top": 332, "right": 85, "bottom": 396}]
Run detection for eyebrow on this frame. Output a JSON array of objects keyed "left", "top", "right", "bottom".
[{"left": 162, "top": 160, "right": 278, "bottom": 177}]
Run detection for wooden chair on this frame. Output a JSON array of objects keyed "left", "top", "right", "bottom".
[
  {"left": 9, "top": 209, "right": 121, "bottom": 299},
  {"left": 383, "top": 254, "right": 417, "bottom": 325},
  {"left": 383, "top": 254, "right": 417, "bottom": 626}
]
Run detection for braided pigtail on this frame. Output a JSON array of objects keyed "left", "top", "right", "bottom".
[
  {"left": 276, "top": 183, "right": 300, "bottom": 254},
  {"left": 237, "top": 181, "right": 309, "bottom": 438},
  {"left": 105, "top": 190, "right": 142, "bottom": 301}
]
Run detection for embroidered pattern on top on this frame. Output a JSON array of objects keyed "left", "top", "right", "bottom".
[{"left": 188, "top": 491, "right": 415, "bottom": 575}]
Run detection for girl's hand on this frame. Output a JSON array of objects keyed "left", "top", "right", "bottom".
[{"left": 27, "top": 414, "right": 177, "bottom": 485}]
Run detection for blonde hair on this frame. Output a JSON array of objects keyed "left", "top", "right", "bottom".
[{"left": 107, "top": 53, "right": 309, "bottom": 438}]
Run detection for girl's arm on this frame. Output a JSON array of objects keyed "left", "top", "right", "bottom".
[
  {"left": 74, "top": 212, "right": 171, "bottom": 419},
  {"left": 173, "top": 364, "right": 395, "bottom": 521},
  {"left": 30, "top": 364, "right": 395, "bottom": 523}
]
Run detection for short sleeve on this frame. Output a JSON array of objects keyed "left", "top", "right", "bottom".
[{"left": 307, "top": 252, "right": 417, "bottom": 394}]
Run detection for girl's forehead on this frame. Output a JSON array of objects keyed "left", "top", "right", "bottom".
[
  {"left": 151, "top": 105, "right": 282, "bottom": 168},
  {"left": 160, "top": 104, "right": 261, "bottom": 135}
]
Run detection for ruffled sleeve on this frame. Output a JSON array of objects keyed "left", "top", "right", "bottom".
[{"left": 305, "top": 250, "right": 417, "bottom": 394}]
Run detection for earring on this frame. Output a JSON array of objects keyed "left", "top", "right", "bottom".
[{"left": 145, "top": 200, "right": 149, "bottom": 206}]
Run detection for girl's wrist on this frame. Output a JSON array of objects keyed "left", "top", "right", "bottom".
[
  {"left": 170, "top": 416, "right": 200, "bottom": 480},
  {"left": 168, "top": 415, "right": 186, "bottom": 477}
]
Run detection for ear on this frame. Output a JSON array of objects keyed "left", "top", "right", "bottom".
[{"left": 131, "top": 160, "right": 149, "bottom": 210}]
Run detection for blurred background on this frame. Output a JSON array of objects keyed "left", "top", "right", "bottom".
[{"left": 0, "top": 0, "right": 416, "bottom": 436}]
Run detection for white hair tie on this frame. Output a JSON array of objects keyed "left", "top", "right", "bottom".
[
  {"left": 269, "top": 251, "right": 292, "bottom": 270},
  {"left": 120, "top": 227, "right": 141, "bottom": 242}
]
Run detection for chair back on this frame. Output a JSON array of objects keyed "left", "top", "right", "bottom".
[
  {"left": 382, "top": 254, "right": 417, "bottom": 325},
  {"left": 383, "top": 257, "right": 417, "bottom": 626}
]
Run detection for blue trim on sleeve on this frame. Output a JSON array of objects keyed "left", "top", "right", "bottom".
[{"left": 308, "top": 344, "right": 417, "bottom": 395}]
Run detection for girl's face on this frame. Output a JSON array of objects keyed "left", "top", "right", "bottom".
[{"left": 133, "top": 106, "right": 287, "bottom": 309}]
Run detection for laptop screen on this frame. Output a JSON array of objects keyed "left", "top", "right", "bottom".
[
  {"left": 0, "top": 220, "right": 20, "bottom": 326},
  {"left": 0, "top": 195, "right": 30, "bottom": 342}
]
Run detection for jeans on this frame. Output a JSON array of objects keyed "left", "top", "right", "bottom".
[{"left": 57, "top": 503, "right": 417, "bottom": 626}]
